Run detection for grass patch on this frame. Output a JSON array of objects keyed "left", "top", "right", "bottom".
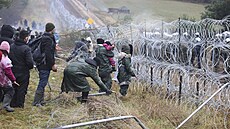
[
  {"left": 94, "top": 0, "right": 206, "bottom": 22},
  {"left": 0, "top": 47, "right": 228, "bottom": 129}
]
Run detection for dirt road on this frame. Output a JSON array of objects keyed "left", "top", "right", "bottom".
[{"left": 64, "top": 0, "right": 106, "bottom": 27}]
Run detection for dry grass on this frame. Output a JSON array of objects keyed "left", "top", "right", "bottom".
[
  {"left": 0, "top": 62, "right": 228, "bottom": 129},
  {"left": 0, "top": 47, "right": 228, "bottom": 129}
]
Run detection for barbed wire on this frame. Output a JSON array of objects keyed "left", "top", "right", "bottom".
[
  {"left": 52, "top": 13, "right": 230, "bottom": 127},
  {"left": 88, "top": 16, "right": 230, "bottom": 128}
]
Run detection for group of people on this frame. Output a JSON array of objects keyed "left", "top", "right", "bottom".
[
  {"left": 61, "top": 38, "right": 136, "bottom": 103},
  {"left": 0, "top": 23, "right": 57, "bottom": 112},
  {"left": 0, "top": 22, "right": 136, "bottom": 112}
]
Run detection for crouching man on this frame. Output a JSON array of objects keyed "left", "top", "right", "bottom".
[{"left": 61, "top": 57, "right": 112, "bottom": 103}]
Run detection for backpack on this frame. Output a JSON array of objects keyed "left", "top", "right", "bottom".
[
  {"left": 32, "top": 40, "right": 46, "bottom": 66},
  {"left": 28, "top": 36, "right": 42, "bottom": 53}
]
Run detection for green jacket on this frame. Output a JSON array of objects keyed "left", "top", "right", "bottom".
[
  {"left": 95, "top": 44, "right": 114, "bottom": 75},
  {"left": 61, "top": 59, "right": 108, "bottom": 92},
  {"left": 117, "top": 52, "right": 135, "bottom": 85}
]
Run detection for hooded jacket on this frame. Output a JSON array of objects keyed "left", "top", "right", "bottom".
[
  {"left": 95, "top": 44, "right": 114, "bottom": 75},
  {"left": 61, "top": 58, "right": 109, "bottom": 92},
  {"left": 117, "top": 45, "right": 135, "bottom": 85}
]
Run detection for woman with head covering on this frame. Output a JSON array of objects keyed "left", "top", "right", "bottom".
[{"left": 0, "top": 41, "right": 19, "bottom": 112}]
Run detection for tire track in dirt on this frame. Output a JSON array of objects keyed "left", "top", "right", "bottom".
[{"left": 68, "top": 0, "right": 105, "bottom": 27}]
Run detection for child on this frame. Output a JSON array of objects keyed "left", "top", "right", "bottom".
[
  {"left": 103, "top": 41, "right": 116, "bottom": 71},
  {"left": 117, "top": 44, "right": 136, "bottom": 96},
  {"left": 0, "top": 41, "right": 19, "bottom": 112}
]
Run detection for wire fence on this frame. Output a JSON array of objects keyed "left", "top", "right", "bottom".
[
  {"left": 88, "top": 16, "right": 230, "bottom": 128},
  {"left": 53, "top": 13, "right": 230, "bottom": 127}
]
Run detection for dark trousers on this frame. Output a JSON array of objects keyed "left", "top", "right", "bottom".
[
  {"left": 119, "top": 84, "right": 129, "bottom": 96},
  {"left": 0, "top": 89, "right": 3, "bottom": 102},
  {"left": 81, "top": 91, "right": 89, "bottom": 103},
  {"left": 37, "top": 70, "right": 50, "bottom": 93},
  {"left": 0, "top": 86, "right": 15, "bottom": 99},
  {"left": 99, "top": 72, "right": 112, "bottom": 92},
  {"left": 191, "top": 45, "right": 201, "bottom": 68},
  {"left": 11, "top": 74, "right": 30, "bottom": 108},
  {"left": 33, "top": 70, "right": 50, "bottom": 105}
]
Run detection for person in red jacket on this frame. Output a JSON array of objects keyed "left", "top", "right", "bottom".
[{"left": 0, "top": 41, "right": 19, "bottom": 112}]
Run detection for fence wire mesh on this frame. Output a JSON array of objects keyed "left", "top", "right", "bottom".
[{"left": 88, "top": 16, "right": 230, "bottom": 128}]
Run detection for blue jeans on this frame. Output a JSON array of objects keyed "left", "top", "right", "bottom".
[{"left": 36, "top": 70, "right": 50, "bottom": 93}]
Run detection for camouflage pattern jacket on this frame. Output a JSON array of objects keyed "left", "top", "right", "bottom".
[
  {"left": 95, "top": 44, "right": 114, "bottom": 75},
  {"left": 117, "top": 52, "right": 135, "bottom": 85}
]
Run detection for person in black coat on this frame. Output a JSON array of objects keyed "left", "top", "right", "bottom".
[
  {"left": 32, "top": 23, "right": 57, "bottom": 106},
  {"left": 9, "top": 30, "right": 34, "bottom": 108},
  {"left": 0, "top": 25, "right": 15, "bottom": 45}
]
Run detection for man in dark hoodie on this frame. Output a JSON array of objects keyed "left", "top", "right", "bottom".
[
  {"left": 32, "top": 23, "right": 57, "bottom": 106},
  {"left": 9, "top": 30, "right": 34, "bottom": 108},
  {"left": 0, "top": 25, "right": 15, "bottom": 45}
]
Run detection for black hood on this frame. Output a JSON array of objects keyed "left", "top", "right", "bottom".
[{"left": 1, "top": 25, "right": 14, "bottom": 38}]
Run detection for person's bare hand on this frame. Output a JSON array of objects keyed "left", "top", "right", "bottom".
[
  {"left": 13, "top": 81, "right": 20, "bottom": 86},
  {"left": 52, "top": 64, "right": 58, "bottom": 72}
]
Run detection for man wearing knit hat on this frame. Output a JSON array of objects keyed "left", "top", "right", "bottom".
[
  {"left": 95, "top": 38, "right": 114, "bottom": 92},
  {"left": 45, "top": 23, "right": 55, "bottom": 32},
  {"left": 32, "top": 22, "right": 57, "bottom": 107},
  {"left": 9, "top": 30, "right": 34, "bottom": 108}
]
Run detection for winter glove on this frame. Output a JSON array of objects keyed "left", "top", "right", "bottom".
[{"left": 106, "top": 89, "right": 113, "bottom": 95}]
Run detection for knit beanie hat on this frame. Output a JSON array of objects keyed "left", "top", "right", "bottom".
[
  {"left": 97, "top": 38, "right": 104, "bottom": 44},
  {"left": 0, "top": 41, "right": 10, "bottom": 53},
  {"left": 0, "top": 25, "right": 14, "bottom": 38},
  {"left": 45, "top": 23, "right": 55, "bottom": 32},
  {"left": 19, "top": 30, "right": 30, "bottom": 40}
]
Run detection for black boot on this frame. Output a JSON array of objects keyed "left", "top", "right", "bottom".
[
  {"left": 32, "top": 91, "right": 44, "bottom": 107},
  {"left": 2, "top": 94, "right": 14, "bottom": 112},
  {"left": 81, "top": 92, "right": 89, "bottom": 103}
]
